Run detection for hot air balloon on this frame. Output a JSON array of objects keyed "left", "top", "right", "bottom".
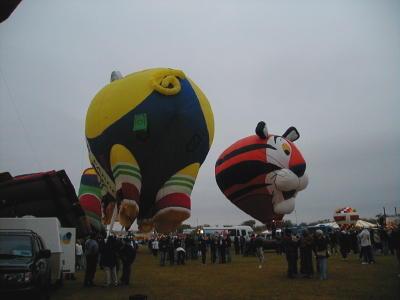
[
  {"left": 85, "top": 68, "right": 214, "bottom": 233},
  {"left": 215, "top": 121, "right": 308, "bottom": 224},
  {"left": 333, "top": 207, "right": 359, "bottom": 225},
  {"left": 78, "top": 168, "right": 106, "bottom": 234}
]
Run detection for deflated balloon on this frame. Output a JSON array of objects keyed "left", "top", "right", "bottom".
[
  {"left": 85, "top": 68, "right": 214, "bottom": 232},
  {"left": 215, "top": 122, "right": 308, "bottom": 223}
]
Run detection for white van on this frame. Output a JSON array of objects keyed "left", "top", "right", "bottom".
[
  {"left": 202, "top": 225, "right": 254, "bottom": 239},
  {"left": 0, "top": 217, "right": 64, "bottom": 284}
]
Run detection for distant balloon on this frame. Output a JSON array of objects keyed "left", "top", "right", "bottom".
[
  {"left": 78, "top": 168, "right": 105, "bottom": 234},
  {"left": 215, "top": 122, "right": 308, "bottom": 223},
  {"left": 333, "top": 207, "right": 359, "bottom": 225},
  {"left": 85, "top": 68, "right": 214, "bottom": 232}
]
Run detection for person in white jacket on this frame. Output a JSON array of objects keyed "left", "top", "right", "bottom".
[{"left": 358, "top": 228, "right": 375, "bottom": 264}]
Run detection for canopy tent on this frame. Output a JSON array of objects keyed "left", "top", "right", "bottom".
[{"left": 316, "top": 220, "right": 377, "bottom": 228}]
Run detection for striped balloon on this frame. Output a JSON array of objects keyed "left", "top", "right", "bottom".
[{"left": 78, "top": 168, "right": 105, "bottom": 233}]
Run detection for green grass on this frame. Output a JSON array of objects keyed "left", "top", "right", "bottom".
[{"left": 53, "top": 247, "right": 400, "bottom": 300}]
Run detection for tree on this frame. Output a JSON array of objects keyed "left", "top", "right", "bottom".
[
  {"left": 254, "top": 225, "right": 267, "bottom": 233},
  {"left": 280, "top": 220, "right": 294, "bottom": 228},
  {"left": 241, "top": 220, "right": 256, "bottom": 229},
  {"left": 308, "top": 219, "right": 331, "bottom": 226},
  {"left": 176, "top": 223, "right": 192, "bottom": 233}
]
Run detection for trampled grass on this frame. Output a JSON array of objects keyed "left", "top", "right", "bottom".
[{"left": 53, "top": 247, "right": 400, "bottom": 300}]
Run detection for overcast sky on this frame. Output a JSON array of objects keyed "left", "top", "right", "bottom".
[{"left": 1, "top": 0, "right": 399, "bottom": 228}]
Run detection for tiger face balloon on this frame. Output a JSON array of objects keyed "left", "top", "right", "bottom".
[{"left": 215, "top": 121, "right": 308, "bottom": 223}]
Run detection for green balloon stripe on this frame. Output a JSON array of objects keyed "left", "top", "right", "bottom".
[
  {"left": 113, "top": 170, "right": 142, "bottom": 181},
  {"left": 163, "top": 181, "right": 193, "bottom": 190},
  {"left": 168, "top": 176, "right": 195, "bottom": 185},
  {"left": 112, "top": 164, "right": 140, "bottom": 176},
  {"left": 78, "top": 185, "right": 102, "bottom": 198}
]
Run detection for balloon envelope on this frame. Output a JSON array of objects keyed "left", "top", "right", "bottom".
[
  {"left": 333, "top": 207, "right": 359, "bottom": 225},
  {"left": 215, "top": 123, "right": 308, "bottom": 224},
  {"left": 85, "top": 68, "right": 214, "bottom": 232}
]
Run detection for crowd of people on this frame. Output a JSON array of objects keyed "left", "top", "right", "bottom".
[
  {"left": 77, "top": 233, "right": 138, "bottom": 288},
  {"left": 73, "top": 223, "right": 400, "bottom": 287},
  {"left": 147, "top": 234, "right": 234, "bottom": 266},
  {"left": 279, "top": 224, "right": 400, "bottom": 280}
]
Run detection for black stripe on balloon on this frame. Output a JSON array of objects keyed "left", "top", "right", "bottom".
[
  {"left": 228, "top": 183, "right": 271, "bottom": 201},
  {"left": 215, "top": 161, "right": 281, "bottom": 191},
  {"left": 216, "top": 144, "right": 277, "bottom": 166}
]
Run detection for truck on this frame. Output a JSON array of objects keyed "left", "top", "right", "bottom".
[
  {"left": 0, "top": 217, "right": 68, "bottom": 285},
  {"left": 0, "top": 229, "right": 52, "bottom": 298}
]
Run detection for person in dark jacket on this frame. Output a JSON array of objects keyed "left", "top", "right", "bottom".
[
  {"left": 167, "top": 236, "right": 175, "bottom": 265},
  {"left": 234, "top": 236, "right": 240, "bottom": 255},
  {"left": 314, "top": 230, "right": 329, "bottom": 280},
  {"left": 119, "top": 238, "right": 136, "bottom": 285},
  {"left": 390, "top": 224, "right": 400, "bottom": 277},
  {"left": 159, "top": 236, "right": 168, "bottom": 266},
  {"left": 281, "top": 229, "right": 299, "bottom": 278},
  {"left": 199, "top": 235, "right": 207, "bottom": 264},
  {"left": 254, "top": 235, "right": 264, "bottom": 269},
  {"left": 83, "top": 234, "right": 99, "bottom": 287},
  {"left": 338, "top": 229, "right": 350, "bottom": 260},
  {"left": 219, "top": 237, "right": 227, "bottom": 264},
  {"left": 101, "top": 235, "right": 119, "bottom": 287},
  {"left": 299, "top": 229, "right": 314, "bottom": 278}
]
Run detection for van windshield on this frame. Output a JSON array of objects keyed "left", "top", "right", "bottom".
[{"left": 0, "top": 235, "right": 33, "bottom": 258}]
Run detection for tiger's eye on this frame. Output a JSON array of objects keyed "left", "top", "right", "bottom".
[{"left": 282, "top": 144, "right": 290, "bottom": 155}]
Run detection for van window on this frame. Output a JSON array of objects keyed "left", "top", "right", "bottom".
[
  {"left": 241, "top": 230, "right": 246, "bottom": 236},
  {"left": 228, "top": 229, "right": 236, "bottom": 236}
]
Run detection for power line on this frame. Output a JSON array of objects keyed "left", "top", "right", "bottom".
[{"left": 0, "top": 65, "right": 43, "bottom": 171}]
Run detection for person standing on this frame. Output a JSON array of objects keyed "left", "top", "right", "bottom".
[
  {"left": 390, "top": 224, "right": 400, "bottom": 277},
  {"left": 119, "top": 238, "right": 137, "bottom": 285},
  {"left": 226, "top": 235, "right": 232, "bottom": 263},
  {"left": 314, "top": 230, "right": 329, "bottom": 280},
  {"left": 358, "top": 227, "right": 375, "bottom": 264},
  {"left": 199, "top": 235, "right": 207, "bottom": 264},
  {"left": 338, "top": 229, "right": 350, "bottom": 260},
  {"left": 281, "top": 229, "right": 299, "bottom": 279},
  {"left": 159, "top": 236, "right": 168, "bottom": 267},
  {"left": 254, "top": 234, "right": 264, "bottom": 269},
  {"left": 234, "top": 236, "right": 240, "bottom": 255},
  {"left": 101, "top": 235, "right": 119, "bottom": 287},
  {"left": 210, "top": 235, "right": 217, "bottom": 264},
  {"left": 220, "top": 236, "right": 227, "bottom": 264},
  {"left": 299, "top": 229, "right": 314, "bottom": 278},
  {"left": 151, "top": 238, "right": 159, "bottom": 256},
  {"left": 84, "top": 233, "right": 99, "bottom": 287},
  {"left": 76, "top": 240, "right": 83, "bottom": 270}
]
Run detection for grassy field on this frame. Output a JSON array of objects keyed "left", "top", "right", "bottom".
[{"left": 53, "top": 247, "right": 399, "bottom": 300}]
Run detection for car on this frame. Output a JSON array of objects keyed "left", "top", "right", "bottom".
[{"left": 0, "top": 229, "right": 52, "bottom": 299}]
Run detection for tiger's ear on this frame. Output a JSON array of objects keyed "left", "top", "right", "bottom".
[
  {"left": 255, "top": 121, "right": 268, "bottom": 139},
  {"left": 282, "top": 127, "right": 300, "bottom": 142}
]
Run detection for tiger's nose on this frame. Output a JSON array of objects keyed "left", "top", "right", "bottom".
[{"left": 290, "top": 164, "right": 306, "bottom": 177}]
